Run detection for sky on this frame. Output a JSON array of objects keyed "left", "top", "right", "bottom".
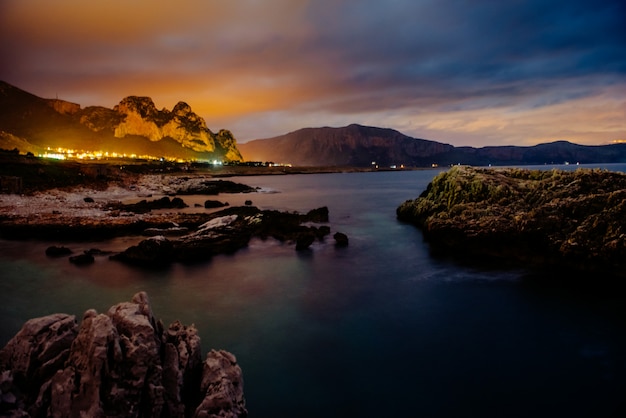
[{"left": 1, "top": 0, "right": 625, "bottom": 146}]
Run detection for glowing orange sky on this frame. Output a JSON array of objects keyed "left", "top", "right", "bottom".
[{"left": 1, "top": 0, "right": 625, "bottom": 146}]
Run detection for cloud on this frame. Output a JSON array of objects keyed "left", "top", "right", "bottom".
[{"left": 1, "top": 0, "right": 625, "bottom": 146}]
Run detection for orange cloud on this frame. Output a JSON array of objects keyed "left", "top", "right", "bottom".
[{"left": 2, "top": 0, "right": 625, "bottom": 147}]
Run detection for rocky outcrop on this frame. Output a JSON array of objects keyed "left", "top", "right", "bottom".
[
  {"left": 174, "top": 179, "right": 258, "bottom": 195},
  {"left": 110, "top": 96, "right": 243, "bottom": 160},
  {"left": 397, "top": 166, "right": 626, "bottom": 275},
  {"left": 46, "top": 99, "right": 80, "bottom": 116},
  {"left": 113, "top": 97, "right": 215, "bottom": 153},
  {"left": 106, "top": 196, "right": 189, "bottom": 214},
  {"left": 111, "top": 206, "right": 334, "bottom": 266},
  {"left": 0, "top": 292, "right": 247, "bottom": 418}
]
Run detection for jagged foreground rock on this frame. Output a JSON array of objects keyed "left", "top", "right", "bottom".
[
  {"left": 0, "top": 292, "right": 247, "bottom": 418},
  {"left": 397, "top": 166, "right": 626, "bottom": 275}
]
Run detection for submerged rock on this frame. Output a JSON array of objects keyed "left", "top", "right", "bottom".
[
  {"left": 333, "top": 232, "right": 349, "bottom": 247},
  {"left": 68, "top": 252, "right": 95, "bottom": 265},
  {"left": 204, "top": 200, "right": 229, "bottom": 209},
  {"left": 175, "top": 180, "right": 257, "bottom": 195},
  {"left": 0, "top": 292, "right": 247, "bottom": 418},
  {"left": 295, "top": 232, "right": 316, "bottom": 250},
  {"left": 106, "top": 196, "right": 189, "bottom": 214},
  {"left": 397, "top": 166, "right": 626, "bottom": 275},
  {"left": 109, "top": 235, "right": 175, "bottom": 267}
]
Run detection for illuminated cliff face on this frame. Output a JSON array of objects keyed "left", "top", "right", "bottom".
[
  {"left": 0, "top": 81, "right": 243, "bottom": 162},
  {"left": 112, "top": 96, "right": 217, "bottom": 153}
]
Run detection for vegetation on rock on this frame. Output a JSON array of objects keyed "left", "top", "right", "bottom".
[{"left": 397, "top": 166, "right": 626, "bottom": 275}]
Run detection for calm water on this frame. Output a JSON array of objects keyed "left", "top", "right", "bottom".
[{"left": 1, "top": 165, "right": 626, "bottom": 417}]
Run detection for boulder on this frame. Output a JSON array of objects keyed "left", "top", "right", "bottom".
[
  {"left": 204, "top": 200, "right": 229, "bottom": 209},
  {"left": 110, "top": 236, "right": 175, "bottom": 267},
  {"left": 106, "top": 196, "right": 189, "bottom": 214},
  {"left": 318, "top": 225, "right": 331, "bottom": 237},
  {"left": 194, "top": 350, "right": 247, "bottom": 418},
  {"left": 333, "top": 232, "right": 349, "bottom": 247},
  {"left": 68, "top": 253, "right": 95, "bottom": 265},
  {"left": 295, "top": 232, "right": 316, "bottom": 251},
  {"left": 162, "top": 321, "right": 203, "bottom": 417},
  {"left": 0, "top": 314, "right": 78, "bottom": 388},
  {"left": 0, "top": 292, "right": 247, "bottom": 417},
  {"left": 304, "top": 206, "right": 329, "bottom": 223},
  {"left": 176, "top": 180, "right": 257, "bottom": 196}
]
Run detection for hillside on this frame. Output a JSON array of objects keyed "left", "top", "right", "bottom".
[
  {"left": 0, "top": 81, "right": 242, "bottom": 162},
  {"left": 4, "top": 81, "right": 626, "bottom": 168},
  {"left": 239, "top": 124, "right": 454, "bottom": 166},
  {"left": 239, "top": 125, "right": 626, "bottom": 167}
]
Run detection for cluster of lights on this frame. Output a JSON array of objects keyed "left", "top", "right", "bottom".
[{"left": 39, "top": 147, "right": 192, "bottom": 164}]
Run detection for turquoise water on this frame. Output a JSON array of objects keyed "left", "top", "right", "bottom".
[{"left": 1, "top": 165, "right": 626, "bottom": 417}]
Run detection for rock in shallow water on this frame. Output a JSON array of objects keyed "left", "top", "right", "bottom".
[
  {"left": 333, "top": 232, "right": 349, "bottom": 247},
  {"left": 0, "top": 292, "right": 247, "bottom": 418},
  {"left": 68, "top": 253, "right": 95, "bottom": 265},
  {"left": 111, "top": 206, "right": 335, "bottom": 266},
  {"left": 45, "top": 246, "right": 72, "bottom": 257},
  {"left": 397, "top": 166, "right": 626, "bottom": 275}
]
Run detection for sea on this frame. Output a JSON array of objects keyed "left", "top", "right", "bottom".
[{"left": 1, "top": 164, "right": 626, "bottom": 417}]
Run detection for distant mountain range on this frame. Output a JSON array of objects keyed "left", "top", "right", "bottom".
[
  {"left": 239, "top": 124, "right": 626, "bottom": 167},
  {"left": 2, "top": 81, "right": 625, "bottom": 167},
  {"left": 0, "top": 81, "right": 242, "bottom": 161}
]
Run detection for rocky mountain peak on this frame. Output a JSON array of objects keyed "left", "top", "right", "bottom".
[
  {"left": 109, "top": 96, "right": 238, "bottom": 156},
  {"left": 172, "top": 101, "right": 193, "bottom": 116},
  {"left": 114, "top": 96, "right": 160, "bottom": 120}
]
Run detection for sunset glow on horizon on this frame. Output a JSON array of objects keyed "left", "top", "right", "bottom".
[{"left": 1, "top": 0, "right": 624, "bottom": 146}]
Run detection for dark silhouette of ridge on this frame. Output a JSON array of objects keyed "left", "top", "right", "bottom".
[{"left": 239, "top": 123, "right": 626, "bottom": 167}]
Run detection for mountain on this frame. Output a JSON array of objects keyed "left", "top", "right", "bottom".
[
  {"left": 238, "top": 124, "right": 453, "bottom": 166},
  {"left": 239, "top": 124, "right": 626, "bottom": 167},
  {"left": 0, "top": 81, "right": 242, "bottom": 161}
]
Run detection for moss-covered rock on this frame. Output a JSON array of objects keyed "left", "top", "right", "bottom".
[{"left": 397, "top": 166, "right": 626, "bottom": 275}]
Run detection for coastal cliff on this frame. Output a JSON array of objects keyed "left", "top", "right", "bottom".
[
  {"left": 397, "top": 166, "right": 626, "bottom": 275},
  {"left": 0, "top": 292, "right": 247, "bottom": 418}
]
